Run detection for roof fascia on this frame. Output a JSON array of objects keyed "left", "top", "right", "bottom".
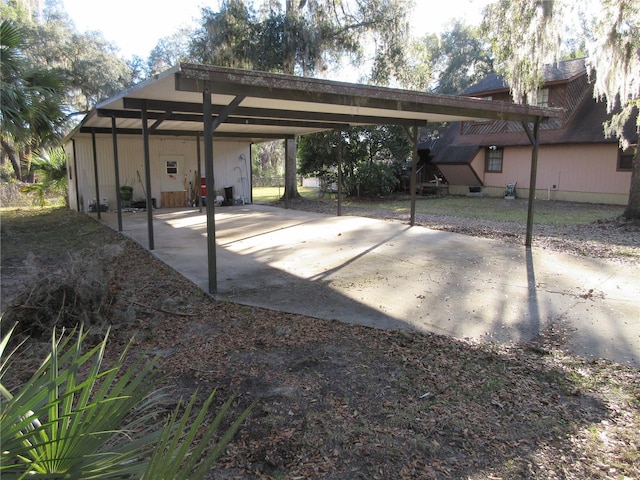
[
  {"left": 95, "top": 65, "right": 180, "bottom": 110},
  {"left": 175, "top": 64, "right": 559, "bottom": 123}
]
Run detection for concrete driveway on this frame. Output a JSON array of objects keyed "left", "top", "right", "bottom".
[{"left": 97, "top": 204, "right": 640, "bottom": 367}]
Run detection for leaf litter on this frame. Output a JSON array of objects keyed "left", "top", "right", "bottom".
[{"left": 1, "top": 206, "right": 638, "bottom": 479}]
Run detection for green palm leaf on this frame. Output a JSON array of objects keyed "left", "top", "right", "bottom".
[{"left": 1, "top": 324, "right": 252, "bottom": 479}]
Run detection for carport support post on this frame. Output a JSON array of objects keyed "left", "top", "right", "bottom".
[
  {"left": 140, "top": 103, "right": 155, "bottom": 250},
  {"left": 203, "top": 84, "right": 217, "bottom": 294},
  {"left": 197, "top": 134, "right": 202, "bottom": 213},
  {"left": 71, "top": 139, "right": 80, "bottom": 212},
  {"left": 91, "top": 129, "right": 101, "bottom": 220},
  {"left": 403, "top": 125, "right": 419, "bottom": 226},
  {"left": 337, "top": 129, "right": 343, "bottom": 216},
  {"left": 523, "top": 118, "right": 541, "bottom": 248},
  {"left": 111, "top": 115, "right": 123, "bottom": 231}
]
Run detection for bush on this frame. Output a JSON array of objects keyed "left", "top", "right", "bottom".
[{"left": 354, "top": 162, "right": 400, "bottom": 196}]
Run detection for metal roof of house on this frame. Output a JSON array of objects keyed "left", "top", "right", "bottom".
[{"left": 73, "top": 63, "right": 560, "bottom": 142}]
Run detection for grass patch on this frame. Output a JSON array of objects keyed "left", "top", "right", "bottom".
[
  {"left": 252, "top": 186, "right": 320, "bottom": 202},
  {"left": 0, "top": 207, "right": 106, "bottom": 260},
  {"left": 343, "top": 196, "right": 624, "bottom": 225}
]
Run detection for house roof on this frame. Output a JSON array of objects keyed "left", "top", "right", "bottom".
[
  {"left": 433, "top": 83, "right": 637, "bottom": 154},
  {"left": 71, "top": 63, "right": 560, "bottom": 143},
  {"left": 430, "top": 144, "right": 480, "bottom": 165},
  {"left": 463, "top": 57, "right": 588, "bottom": 96},
  {"left": 430, "top": 57, "right": 638, "bottom": 166}
]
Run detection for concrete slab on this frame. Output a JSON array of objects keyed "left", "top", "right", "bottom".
[{"left": 97, "top": 205, "right": 640, "bottom": 367}]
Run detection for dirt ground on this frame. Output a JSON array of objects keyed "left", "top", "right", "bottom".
[{"left": 1, "top": 204, "right": 639, "bottom": 479}]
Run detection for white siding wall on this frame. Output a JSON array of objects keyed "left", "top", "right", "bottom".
[{"left": 68, "top": 134, "right": 251, "bottom": 210}]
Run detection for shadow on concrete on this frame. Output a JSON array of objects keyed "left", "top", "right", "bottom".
[{"left": 96, "top": 205, "right": 640, "bottom": 367}]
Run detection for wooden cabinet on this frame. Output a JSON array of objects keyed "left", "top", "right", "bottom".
[{"left": 160, "top": 191, "right": 187, "bottom": 208}]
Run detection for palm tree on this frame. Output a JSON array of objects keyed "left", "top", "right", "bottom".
[
  {"left": 20, "top": 147, "right": 68, "bottom": 206},
  {"left": 0, "top": 324, "right": 252, "bottom": 479},
  {"left": 0, "top": 20, "right": 67, "bottom": 181}
]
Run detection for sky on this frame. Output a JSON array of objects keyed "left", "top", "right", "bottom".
[{"left": 61, "top": 0, "right": 493, "bottom": 60}]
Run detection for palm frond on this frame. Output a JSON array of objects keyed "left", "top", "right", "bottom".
[{"left": 0, "top": 324, "right": 252, "bottom": 479}]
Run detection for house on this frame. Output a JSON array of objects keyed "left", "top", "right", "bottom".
[{"left": 425, "top": 58, "right": 637, "bottom": 204}]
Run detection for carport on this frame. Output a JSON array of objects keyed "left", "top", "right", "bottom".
[{"left": 72, "top": 63, "right": 560, "bottom": 294}]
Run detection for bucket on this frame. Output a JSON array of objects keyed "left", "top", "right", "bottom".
[{"left": 120, "top": 186, "right": 133, "bottom": 201}]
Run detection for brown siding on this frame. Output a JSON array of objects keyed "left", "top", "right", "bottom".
[
  {"left": 564, "top": 75, "right": 592, "bottom": 123},
  {"left": 461, "top": 77, "right": 590, "bottom": 137}
]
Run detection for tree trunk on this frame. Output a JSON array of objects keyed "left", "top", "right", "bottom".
[
  {"left": 282, "top": 0, "right": 300, "bottom": 199},
  {"left": 282, "top": 138, "right": 300, "bottom": 199},
  {"left": 623, "top": 147, "right": 640, "bottom": 219},
  {"left": 22, "top": 147, "right": 34, "bottom": 183},
  {"left": 1, "top": 139, "right": 22, "bottom": 181}
]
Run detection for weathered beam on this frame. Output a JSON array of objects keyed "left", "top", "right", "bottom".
[
  {"left": 79, "top": 127, "right": 295, "bottom": 140},
  {"left": 149, "top": 110, "right": 172, "bottom": 131},
  {"left": 177, "top": 64, "right": 561, "bottom": 123},
  {"left": 121, "top": 98, "right": 431, "bottom": 127},
  {"left": 211, "top": 95, "right": 245, "bottom": 130},
  {"left": 98, "top": 108, "right": 351, "bottom": 130}
]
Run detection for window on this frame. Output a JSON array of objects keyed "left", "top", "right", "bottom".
[
  {"left": 486, "top": 147, "right": 503, "bottom": 173},
  {"left": 536, "top": 88, "right": 549, "bottom": 107},
  {"left": 166, "top": 160, "right": 178, "bottom": 175},
  {"left": 618, "top": 148, "right": 635, "bottom": 171}
]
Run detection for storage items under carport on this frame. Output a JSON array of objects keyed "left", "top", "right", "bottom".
[
  {"left": 222, "top": 186, "right": 234, "bottom": 206},
  {"left": 200, "top": 180, "right": 235, "bottom": 207},
  {"left": 88, "top": 197, "right": 109, "bottom": 212}
]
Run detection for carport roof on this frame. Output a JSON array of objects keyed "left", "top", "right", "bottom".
[{"left": 76, "top": 63, "right": 561, "bottom": 142}]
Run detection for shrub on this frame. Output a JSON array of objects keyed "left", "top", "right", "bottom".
[{"left": 354, "top": 161, "right": 400, "bottom": 196}]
